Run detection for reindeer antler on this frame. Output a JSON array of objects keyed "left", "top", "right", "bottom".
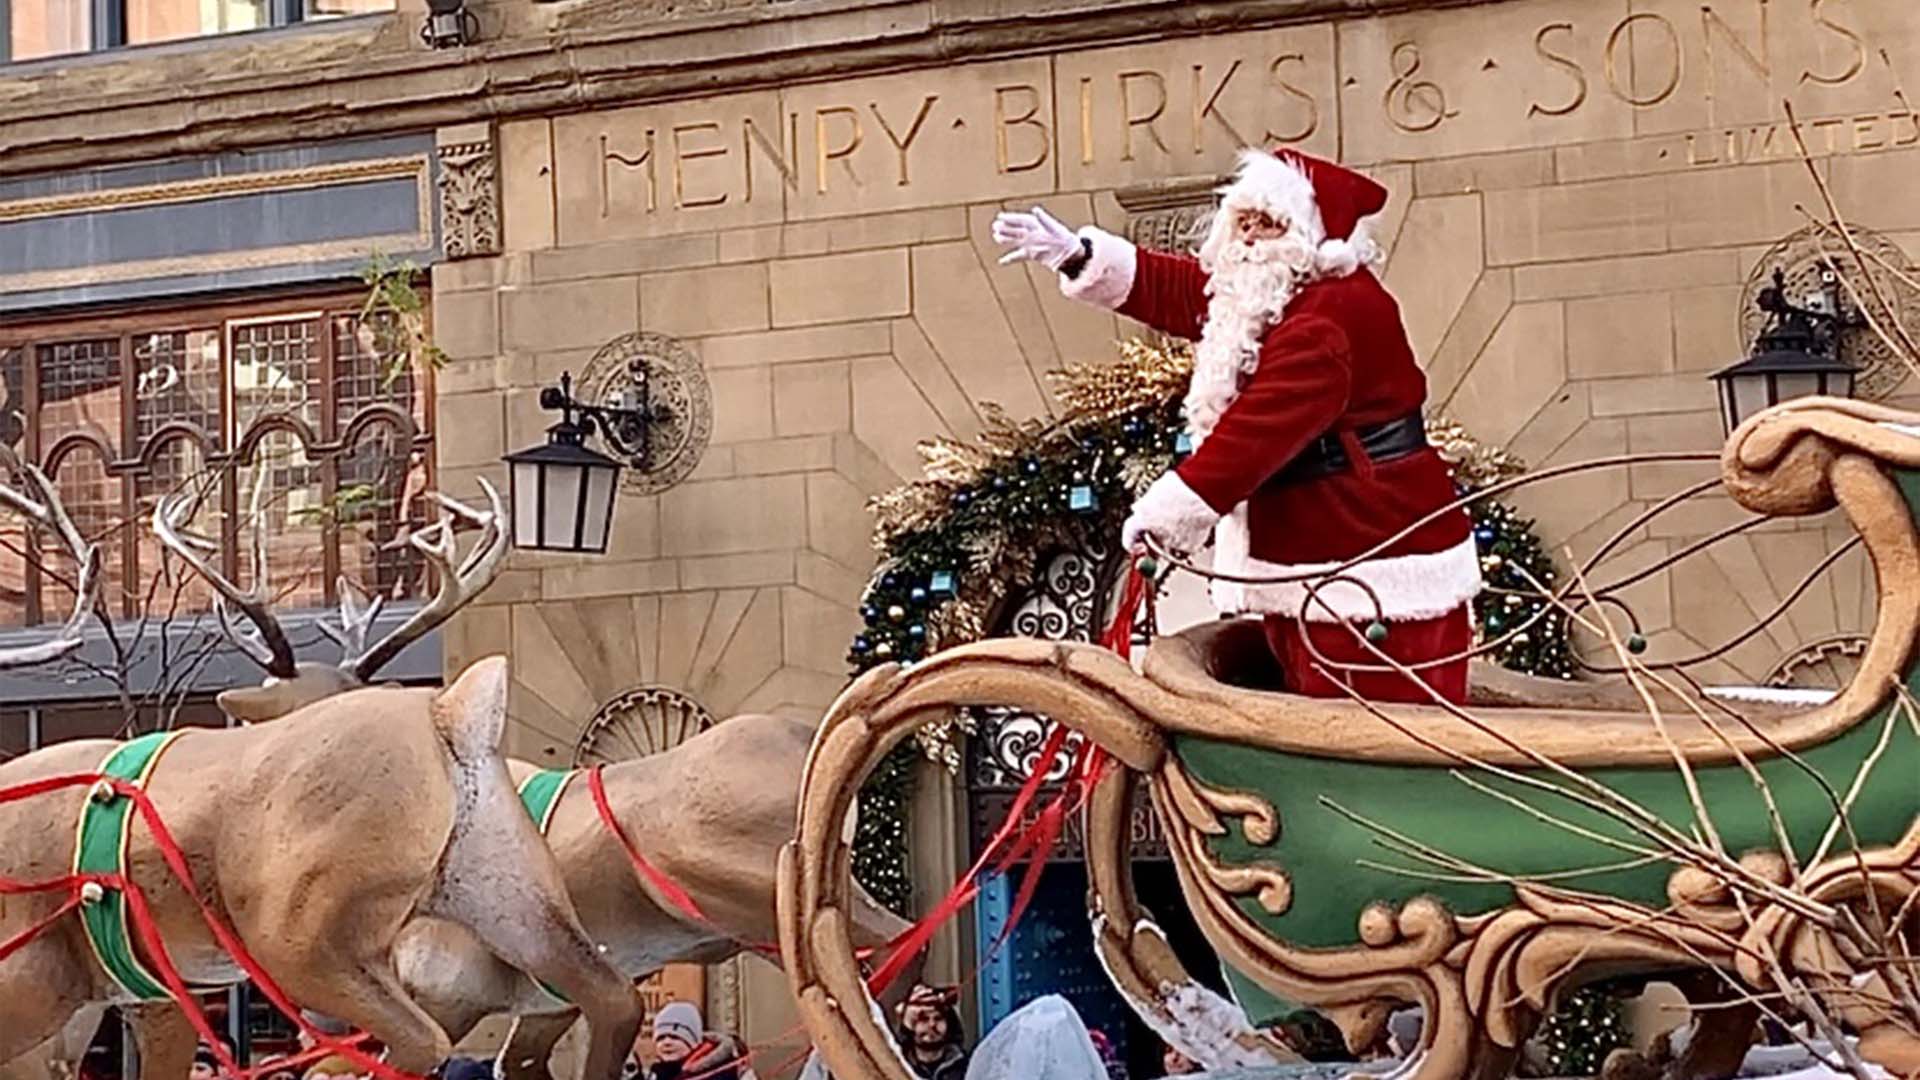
[
  {"left": 344, "top": 478, "right": 507, "bottom": 683},
  {"left": 318, "top": 575, "right": 385, "bottom": 661},
  {"left": 0, "top": 445, "right": 102, "bottom": 669},
  {"left": 153, "top": 483, "right": 300, "bottom": 679}
]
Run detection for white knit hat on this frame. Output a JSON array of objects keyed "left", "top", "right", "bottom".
[{"left": 653, "top": 1001, "right": 704, "bottom": 1045}]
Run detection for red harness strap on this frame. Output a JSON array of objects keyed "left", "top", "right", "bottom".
[
  {"left": 587, "top": 765, "right": 714, "bottom": 924},
  {"left": 0, "top": 769, "right": 408, "bottom": 1080},
  {"left": 863, "top": 561, "right": 1146, "bottom": 995}
]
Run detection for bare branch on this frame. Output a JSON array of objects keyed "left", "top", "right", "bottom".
[{"left": 1784, "top": 98, "right": 1920, "bottom": 379}]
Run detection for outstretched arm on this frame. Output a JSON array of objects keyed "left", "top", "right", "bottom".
[{"left": 993, "top": 208, "right": 1212, "bottom": 341}]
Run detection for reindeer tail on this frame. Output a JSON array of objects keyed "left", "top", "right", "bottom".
[{"left": 431, "top": 656, "right": 510, "bottom": 765}]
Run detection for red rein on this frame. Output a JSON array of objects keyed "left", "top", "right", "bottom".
[
  {"left": 0, "top": 771, "right": 407, "bottom": 1080},
  {"left": 0, "top": 563, "right": 1153, "bottom": 1080}
]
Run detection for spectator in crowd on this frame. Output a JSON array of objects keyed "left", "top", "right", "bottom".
[
  {"left": 255, "top": 1055, "right": 301, "bottom": 1080},
  {"left": 1159, "top": 1043, "right": 1201, "bottom": 1076},
  {"left": 439, "top": 1058, "right": 493, "bottom": 1080},
  {"left": 1086, "top": 1030, "right": 1127, "bottom": 1080},
  {"left": 299, "top": 1055, "right": 363, "bottom": 1080},
  {"left": 189, "top": 1048, "right": 220, "bottom": 1080},
  {"left": 893, "top": 984, "right": 968, "bottom": 1080},
  {"left": 638, "top": 1001, "right": 746, "bottom": 1080},
  {"left": 297, "top": 1012, "right": 356, "bottom": 1053}
]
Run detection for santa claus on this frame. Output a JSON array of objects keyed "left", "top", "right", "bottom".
[{"left": 992, "top": 149, "right": 1479, "bottom": 704}]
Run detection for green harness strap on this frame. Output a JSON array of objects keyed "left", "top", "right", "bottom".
[
  {"left": 516, "top": 770, "right": 579, "bottom": 1005},
  {"left": 518, "top": 769, "right": 577, "bottom": 835},
  {"left": 74, "top": 731, "right": 187, "bottom": 1003}
]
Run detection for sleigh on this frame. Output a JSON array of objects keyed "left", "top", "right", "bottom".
[{"left": 778, "top": 397, "right": 1920, "bottom": 1080}]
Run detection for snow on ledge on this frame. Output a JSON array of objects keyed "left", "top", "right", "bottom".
[{"left": 1704, "top": 685, "right": 1837, "bottom": 706}]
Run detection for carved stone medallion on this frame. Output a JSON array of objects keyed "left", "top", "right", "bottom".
[
  {"left": 1743, "top": 226, "right": 1920, "bottom": 401},
  {"left": 576, "top": 332, "right": 713, "bottom": 495}
]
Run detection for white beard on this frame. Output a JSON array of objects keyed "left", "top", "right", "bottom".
[{"left": 1183, "top": 230, "right": 1314, "bottom": 448}]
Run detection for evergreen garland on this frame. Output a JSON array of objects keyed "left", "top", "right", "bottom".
[{"left": 843, "top": 341, "right": 1578, "bottom": 913}]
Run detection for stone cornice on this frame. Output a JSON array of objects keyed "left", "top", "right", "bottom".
[{"left": 0, "top": 0, "right": 1495, "bottom": 178}]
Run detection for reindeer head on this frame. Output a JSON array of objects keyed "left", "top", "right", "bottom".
[{"left": 153, "top": 479, "right": 510, "bottom": 724}]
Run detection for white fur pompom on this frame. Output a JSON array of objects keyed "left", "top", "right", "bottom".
[{"left": 1314, "top": 238, "right": 1361, "bottom": 278}]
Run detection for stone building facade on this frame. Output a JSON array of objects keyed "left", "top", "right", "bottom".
[{"left": 4, "top": 0, "right": 1919, "bottom": 1070}]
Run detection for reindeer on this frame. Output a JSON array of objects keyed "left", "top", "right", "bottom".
[
  {"left": 135, "top": 479, "right": 917, "bottom": 1080},
  {"left": 0, "top": 458, "right": 643, "bottom": 1080}
]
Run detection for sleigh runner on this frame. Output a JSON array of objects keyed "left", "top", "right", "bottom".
[{"left": 779, "top": 396, "right": 1920, "bottom": 1080}]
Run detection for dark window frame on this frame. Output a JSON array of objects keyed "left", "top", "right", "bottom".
[
  {"left": 7, "top": 0, "right": 332, "bottom": 62},
  {"left": 0, "top": 286, "right": 438, "bottom": 628}
]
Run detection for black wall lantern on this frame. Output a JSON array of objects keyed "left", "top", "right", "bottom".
[
  {"left": 422, "top": 0, "right": 478, "bottom": 48},
  {"left": 1711, "top": 265, "right": 1860, "bottom": 434},
  {"left": 503, "top": 372, "right": 667, "bottom": 553}
]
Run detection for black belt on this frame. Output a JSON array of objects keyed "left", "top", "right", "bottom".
[{"left": 1269, "top": 413, "right": 1428, "bottom": 485}]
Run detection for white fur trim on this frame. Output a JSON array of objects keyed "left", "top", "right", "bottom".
[
  {"left": 1218, "top": 149, "right": 1324, "bottom": 246},
  {"left": 1210, "top": 522, "right": 1482, "bottom": 622},
  {"left": 1059, "top": 227, "right": 1136, "bottom": 310},
  {"left": 1123, "top": 471, "right": 1219, "bottom": 554}
]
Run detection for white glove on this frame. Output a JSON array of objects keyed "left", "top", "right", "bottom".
[
  {"left": 992, "top": 207, "right": 1084, "bottom": 270},
  {"left": 1121, "top": 472, "right": 1219, "bottom": 555}
]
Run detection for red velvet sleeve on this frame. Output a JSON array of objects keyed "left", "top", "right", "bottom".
[
  {"left": 1175, "top": 315, "right": 1353, "bottom": 513},
  {"left": 1117, "top": 249, "right": 1212, "bottom": 341}
]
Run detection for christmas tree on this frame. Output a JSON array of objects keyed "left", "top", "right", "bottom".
[{"left": 1523, "top": 985, "right": 1630, "bottom": 1077}]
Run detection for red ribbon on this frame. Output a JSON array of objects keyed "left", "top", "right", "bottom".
[
  {"left": 588, "top": 765, "right": 713, "bottom": 924},
  {"left": 862, "top": 558, "right": 1147, "bottom": 995},
  {"left": 0, "top": 768, "right": 409, "bottom": 1080}
]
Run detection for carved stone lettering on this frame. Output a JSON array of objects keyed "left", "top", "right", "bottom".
[{"left": 541, "top": 2, "right": 1909, "bottom": 238}]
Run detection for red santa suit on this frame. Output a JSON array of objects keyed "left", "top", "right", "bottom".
[{"left": 1070, "top": 150, "right": 1479, "bottom": 703}]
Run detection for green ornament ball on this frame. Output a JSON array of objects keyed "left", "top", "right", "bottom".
[
  {"left": 1627, "top": 633, "right": 1648, "bottom": 654},
  {"left": 1365, "top": 620, "right": 1389, "bottom": 644}
]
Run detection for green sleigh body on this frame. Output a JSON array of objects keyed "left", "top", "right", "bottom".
[
  {"left": 1183, "top": 671, "right": 1917, "bottom": 1025},
  {"left": 779, "top": 398, "right": 1920, "bottom": 1080}
]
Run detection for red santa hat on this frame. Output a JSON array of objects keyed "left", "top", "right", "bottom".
[{"left": 1214, "top": 148, "right": 1388, "bottom": 276}]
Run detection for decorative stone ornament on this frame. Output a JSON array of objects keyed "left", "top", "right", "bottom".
[
  {"left": 573, "top": 684, "right": 714, "bottom": 767},
  {"left": 1742, "top": 225, "right": 1920, "bottom": 402},
  {"left": 436, "top": 124, "right": 500, "bottom": 260},
  {"left": 1116, "top": 173, "right": 1227, "bottom": 253},
  {"left": 575, "top": 332, "right": 713, "bottom": 495}
]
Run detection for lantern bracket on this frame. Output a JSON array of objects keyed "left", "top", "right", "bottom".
[
  {"left": 538, "top": 370, "right": 670, "bottom": 469},
  {"left": 1752, "top": 264, "right": 1864, "bottom": 363}
]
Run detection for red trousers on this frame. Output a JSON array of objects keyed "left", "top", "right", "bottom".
[{"left": 1262, "top": 606, "right": 1473, "bottom": 705}]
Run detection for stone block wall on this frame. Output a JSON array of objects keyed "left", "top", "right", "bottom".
[
  {"left": 425, "top": 0, "right": 1920, "bottom": 1059},
  {"left": 442, "top": 1, "right": 1920, "bottom": 709}
]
